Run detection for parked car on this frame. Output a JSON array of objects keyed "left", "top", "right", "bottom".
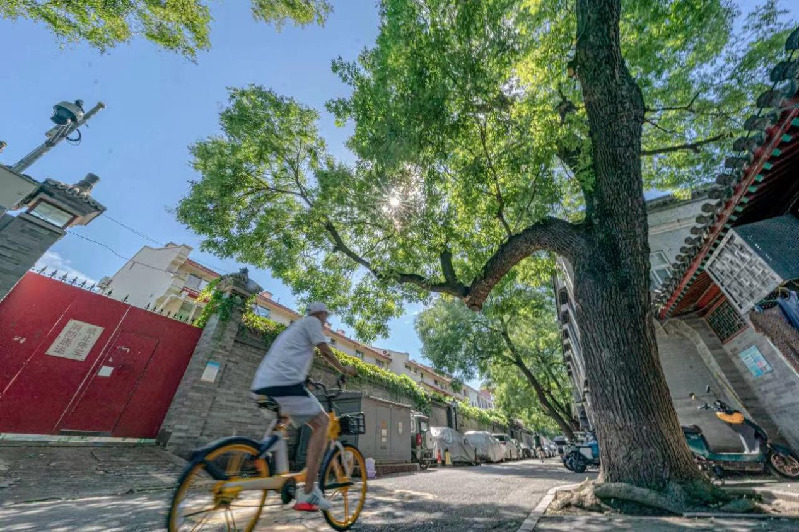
[
  {"left": 492, "top": 433, "right": 518, "bottom": 460},
  {"left": 410, "top": 412, "right": 434, "bottom": 469},
  {"left": 429, "top": 427, "right": 478, "bottom": 465},
  {"left": 465, "top": 431, "right": 505, "bottom": 463},
  {"left": 519, "top": 442, "right": 533, "bottom": 459}
]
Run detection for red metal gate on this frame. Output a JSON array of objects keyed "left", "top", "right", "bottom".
[{"left": 0, "top": 273, "right": 202, "bottom": 438}]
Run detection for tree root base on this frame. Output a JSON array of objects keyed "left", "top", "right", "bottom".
[{"left": 549, "top": 479, "right": 762, "bottom": 516}]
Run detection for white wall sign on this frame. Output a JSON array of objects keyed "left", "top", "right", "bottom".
[
  {"left": 46, "top": 320, "right": 104, "bottom": 361},
  {"left": 201, "top": 361, "right": 221, "bottom": 383}
]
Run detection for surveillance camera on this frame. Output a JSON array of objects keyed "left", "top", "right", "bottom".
[{"left": 51, "top": 101, "right": 85, "bottom": 126}]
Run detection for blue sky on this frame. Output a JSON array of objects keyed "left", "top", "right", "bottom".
[{"left": 1, "top": 1, "right": 796, "bottom": 367}]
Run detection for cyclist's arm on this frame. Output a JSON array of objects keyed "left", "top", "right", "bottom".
[{"left": 317, "top": 342, "right": 355, "bottom": 375}]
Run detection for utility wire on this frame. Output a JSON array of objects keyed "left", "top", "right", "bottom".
[{"left": 93, "top": 215, "right": 234, "bottom": 276}]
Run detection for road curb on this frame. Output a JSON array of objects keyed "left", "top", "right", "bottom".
[
  {"left": 518, "top": 483, "right": 581, "bottom": 532},
  {"left": 723, "top": 486, "right": 799, "bottom": 504},
  {"left": 517, "top": 483, "right": 799, "bottom": 530}
]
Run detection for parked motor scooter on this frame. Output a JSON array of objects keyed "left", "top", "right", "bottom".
[
  {"left": 563, "top": 432, "right": 600, "bottom": 473},
  {"left": 685, "top": 385, "right": 799, "bottom": 479}
]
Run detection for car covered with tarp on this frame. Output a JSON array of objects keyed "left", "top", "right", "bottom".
[
  {"left": 464, "top": 431, "right": 505, "bottom": 463},
  {"left": 429, "top": 427, "right": 477, "bottom": 464}
]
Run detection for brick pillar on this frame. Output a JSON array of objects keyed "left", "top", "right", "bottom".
[
  {"left": 0, "top": 174, "right": 105, "bottom": 301},
  {"left": 157, "top": 268, "right": 262, "bottom": 457}
]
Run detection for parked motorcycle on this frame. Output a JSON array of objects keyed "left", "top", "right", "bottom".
[
  {"left": 563, "top": 433, "right": 600, "bottom": 473},
  {"left": 685, "top": 386, "right": 799, "bottom": 479}
]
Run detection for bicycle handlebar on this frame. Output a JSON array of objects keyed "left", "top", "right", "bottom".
[{"left": 306, "top": 375, "right": 347, "bottom": 399}]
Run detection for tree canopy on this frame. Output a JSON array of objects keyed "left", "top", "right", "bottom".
[
  {"left": 177, "top": 0, "right": 792, "bottom": 339},
  {"left": 0, "top": 0, "right": 333, "bottom": 58},
  {"left": 415, "top": 279, "right": 577, "bottom": 437}
]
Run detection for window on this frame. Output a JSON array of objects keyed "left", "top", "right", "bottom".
[
  {"left": 185, "top": 274, "right": 209, "bottom": 291},
  {"left": 29, "top": 201, "right": 73, "bottom": 227},
  {"left": 355, "top": 350, "right": 364, "bottom": 359},
  {"left": 434, "top": 379, "right": 439, "bottom": 386},
  {"left": 253, "top": 305, "right": 271, "bottom": 318},
  {"left": 329, "top": 338, "right": 336, "bottom": 346},
  {"left": 649, "top": 251, "right": 672, "bottom": 289},
  {"left": 376, "top": 360, "right": 385, "bottom": 368}
]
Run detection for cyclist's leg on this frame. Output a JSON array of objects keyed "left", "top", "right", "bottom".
[
  {"left": 304, "top": 412, "right": 330, "bottom": 494},
  {"left": 267, "top": 391, "right": 327, "bottom": 495}
]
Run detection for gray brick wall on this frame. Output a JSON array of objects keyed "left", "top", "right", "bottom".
[
  {"left": 0, "top": 213, "right": 63, "bottom": 299},
  {"left": 657, "top": 316, "right": 799, "bottom": 452},
  {"left": 721, "top": 326, "right": 799, "bottom": 450},
  {"left": 159, "top": 300, "right": 426, "bottom": 458}
]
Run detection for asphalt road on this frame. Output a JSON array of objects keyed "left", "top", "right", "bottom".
[{"left": 0, "top": 458, "right": 592, "bottom": 531}]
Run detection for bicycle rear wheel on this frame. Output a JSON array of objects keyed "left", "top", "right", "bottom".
[
  {"left": 167, "top": 442, "right": 269, "bottom": 532},
  {"left": 319, "top": 443, "right": 367, "bottom": 531}
]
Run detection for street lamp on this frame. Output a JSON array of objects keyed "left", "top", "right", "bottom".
[{"left": 10, "top": 99, "right": 105, "bottom": 174}]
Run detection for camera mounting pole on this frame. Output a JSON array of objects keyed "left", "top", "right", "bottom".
[{"left": 10, "top": 100, "right": 106, "bottom": 174}]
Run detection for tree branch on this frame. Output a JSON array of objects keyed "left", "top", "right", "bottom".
[
  {"left": 498, "top": 324, "right": 576, "bottom": 439},
  {"left": 641, "top": 132, "right": 730, "bottom": 156},
  {"left": 476, "top": 118, "right": 513, "bottom": 236},
  {"left": 644, "top": 91, "right": 700, "bottom": 114},
  {"left": 465, "top": 217, "right": 585, "bottom": 309},
  {"left": 322, "top": 221, "right": 469, "bottom": 297}
]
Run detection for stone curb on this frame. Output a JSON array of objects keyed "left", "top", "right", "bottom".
[
  {"left": 517, "top": 483, "right": 799, "bottom": 531},
  {"left": 724, "top": 486, "right": 799, "bottom": 504},
  {"left": 518, "top": 483, "right": 581, "bottom": 532}
]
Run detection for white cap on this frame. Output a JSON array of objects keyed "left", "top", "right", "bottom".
[{"left": 307, "top": 302, "right": 330, "bottom": 315}]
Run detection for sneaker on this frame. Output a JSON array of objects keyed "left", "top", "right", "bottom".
[{"left": 293, "top": 486, "right": 333, "bottom": 512}]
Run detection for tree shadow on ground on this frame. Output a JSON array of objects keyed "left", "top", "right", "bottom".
[{"left": 0, "top": 484, "right": 536, "bottom": 531}]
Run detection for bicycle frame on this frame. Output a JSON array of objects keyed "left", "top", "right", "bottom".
[{"left": 219, "top": 409, "right": 346, "bottom": 493}]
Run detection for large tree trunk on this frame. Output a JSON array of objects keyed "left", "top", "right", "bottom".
[{"left": 571, "top": 0, "right": 710, "bottom": 493}]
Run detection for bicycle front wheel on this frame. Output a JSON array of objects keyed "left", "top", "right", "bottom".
[
  {"left": 167, "top": 442, "right": 269, "bottom": 532},
  {"left": 319, "top": 443, "right": 368, "bottom": 531}
]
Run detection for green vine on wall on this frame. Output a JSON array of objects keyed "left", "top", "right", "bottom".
[{"left": 194, "top": 279, "right": 250, "bottom": 329}]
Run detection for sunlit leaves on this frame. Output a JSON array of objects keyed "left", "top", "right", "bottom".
[
  {"left": 177, "top": 0, "right": 795, "bottom": 341},
  {"left": 1, "top": 0, "right": 212, "bottom": 58}
]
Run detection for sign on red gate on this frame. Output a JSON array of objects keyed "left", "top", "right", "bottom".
[{"left": 0, "top": 273, "right": 202, "bottom": 438}]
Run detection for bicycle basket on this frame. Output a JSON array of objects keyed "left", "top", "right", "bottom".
[{"left": 339, "top": 412, "right": 366, "bottom": 435}]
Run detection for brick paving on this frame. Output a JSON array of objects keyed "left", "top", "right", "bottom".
[{"left": 0, "top": 444, "right": 185, "bottom": 504}]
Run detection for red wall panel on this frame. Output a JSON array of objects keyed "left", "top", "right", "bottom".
[{"left": 0, "top": 273, "right": 202, "bottom": 437}]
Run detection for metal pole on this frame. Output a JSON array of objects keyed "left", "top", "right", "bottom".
[{"left": 11, "top": 102, "right": 106, "bottom": 173}]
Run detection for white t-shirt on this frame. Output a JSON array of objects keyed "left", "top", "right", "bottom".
[{"left": 251, "top": 315, "right": 328, "bottom": 389}]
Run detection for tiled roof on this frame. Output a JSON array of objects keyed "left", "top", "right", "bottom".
[
  {"left": 734, "top": 215, "right": 799, "bottom": 280},
  {"left": 657, "top": 26, "right": 799, "bottom": 318}
]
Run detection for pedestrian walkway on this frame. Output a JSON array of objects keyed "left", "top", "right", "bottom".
[{"left": 0, "top": 443, "right": 184, "bottom": 504}]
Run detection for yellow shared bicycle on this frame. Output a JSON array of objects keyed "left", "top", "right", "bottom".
[{"left": 167, "top": 376, "right": 368, "bottom": 531}]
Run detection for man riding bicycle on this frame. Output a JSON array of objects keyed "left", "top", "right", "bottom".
[{"left": 251, "top": 302, "right": 357, "bottom": 512}]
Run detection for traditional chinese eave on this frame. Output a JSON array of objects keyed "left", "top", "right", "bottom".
[{"left": 656, "top": 27, "right": 799, "bottom": 320}]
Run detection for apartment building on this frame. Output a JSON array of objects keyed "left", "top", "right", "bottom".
[
  {"left": 379, "top": 347, "right": 466, "bottom": 401},
  {"left": 463, "top": 384, "right": 494, "bottom": 409},
  {"left": 100, "top": 243, "right": 392, "bottom": 368}
]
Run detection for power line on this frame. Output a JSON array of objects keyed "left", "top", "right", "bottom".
[
  {"left": 66, "top": 231, "right": 177, "bottom": 274},
  {"left": 103, "top": 214, "right": 163, "bottom": 246},
  {"left": 96, "top": 214, "right": 233, "bottom": 276}
]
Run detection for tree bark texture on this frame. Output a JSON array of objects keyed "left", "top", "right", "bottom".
[{"left": 572, "top": 0, "right": 708, "bottom": 491}]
